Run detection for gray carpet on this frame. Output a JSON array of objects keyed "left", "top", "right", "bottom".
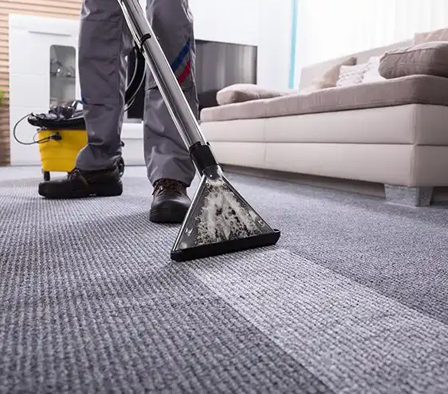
[{"left": 1, "top": 166, "right": 448, "bottom": 394}]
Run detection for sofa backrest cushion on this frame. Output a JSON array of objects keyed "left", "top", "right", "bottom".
[
  {"left": 379, "top": 41, "right": 448, "bottom": 79},
  {"left": 299, "top": 40, "right": 413, "bottom": 91},
  {"left": 414, "top": 27, "right": 448, "bottom": 44}
]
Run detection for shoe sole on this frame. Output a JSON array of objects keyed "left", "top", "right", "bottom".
[
  {"left": 149, "top": 205, "right": 188, "bottom": 224},
  {"left": 39, "top": 183, "right": 123, "bottom": 199}
]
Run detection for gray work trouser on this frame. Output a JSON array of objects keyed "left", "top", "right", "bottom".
[{"left": 76, "top": 0, "right": 198, "bottom": 187}]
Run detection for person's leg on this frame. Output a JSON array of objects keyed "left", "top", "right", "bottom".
[
  {"left": 38, "top": 0, "right": 133, "bottom": 199},
  {"left": 76, "top": 0, "right": 133, "bottom": 171},
  {"left": 144, "top": 0, "right": 199, "bottom": 223}
]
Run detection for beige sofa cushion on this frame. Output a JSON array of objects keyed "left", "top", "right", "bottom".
[
  {"left": 200, "top": 75, "right": 448, "bottom": 122},
  {"left": 414, "top": 27, "right": 448, "bottom": 44},
  {"left": 379, "top": 42, "right": 448, "bottom": 79},
  {"left": 216, "top": 84, "right": 291, "bottom": 106}
]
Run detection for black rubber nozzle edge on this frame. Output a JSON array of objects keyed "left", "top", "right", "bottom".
[{"left": 170, "top": 230, "right": 281, "bottom": 262}]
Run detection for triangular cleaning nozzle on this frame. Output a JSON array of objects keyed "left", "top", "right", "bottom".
[
  {"left": 171, "top": 166, "right": 281, "bottom": 262},
  {"left": 117, "top": 0, "right": 281, "bottom": 261}
]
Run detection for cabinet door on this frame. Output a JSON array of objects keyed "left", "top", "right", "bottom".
[{"left": 9, "top": 14, "right": 79, "bottom": 166}]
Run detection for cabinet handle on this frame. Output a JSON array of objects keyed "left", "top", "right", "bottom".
[{"left": 28, "top": 30, "right": 72, "bottom": 37}]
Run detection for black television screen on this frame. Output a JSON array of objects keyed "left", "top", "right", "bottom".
[{"left": 126, "top": 39, "right": 258, "bottom": 119}]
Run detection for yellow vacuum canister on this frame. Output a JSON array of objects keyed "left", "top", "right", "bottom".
[
  {"left": 16, "top": 105, "right": 125, "bottom": 181},
  {"left": 37, "top": 129, "right": 87, "bottom": 181}
]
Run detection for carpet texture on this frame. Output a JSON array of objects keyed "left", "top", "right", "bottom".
[{"left": 1, "top": 167, "right": 448, "bottom": 394}]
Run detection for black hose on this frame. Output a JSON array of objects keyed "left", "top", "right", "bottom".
[
  {"left": 124, "top": 46, "right": 146, "bottom": 111},
  {"left": 13, "top": 113, "right": 61, "bottom": 146}
]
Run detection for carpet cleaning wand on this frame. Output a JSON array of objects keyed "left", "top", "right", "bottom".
[{"left": 117, "top": 0, "right": 281, "bottom": 261}]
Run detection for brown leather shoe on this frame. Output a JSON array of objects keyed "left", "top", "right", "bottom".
[
  {"left": 38, "top": 167, "right": 122, "bottom": 199},
  {"left": 150, "top": 179, "right": 191, "bottom": 223}
]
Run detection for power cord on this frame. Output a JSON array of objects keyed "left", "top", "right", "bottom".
[{"left": 13, "top": 113, "right": 62, "bottom": 145}]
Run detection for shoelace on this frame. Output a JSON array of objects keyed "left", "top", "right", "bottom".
[
  {"left": 67, "top": 168, "right": 82, "bottom": 180},
  {"left": 153, "top": 179, "right": 185, "bottom": 196},
  {"left": 67, "top": 168, "right": 89, "bottom": 187}
]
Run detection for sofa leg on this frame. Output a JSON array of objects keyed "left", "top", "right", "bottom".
[{"left": 384, "top": 185, "right": 433, "bottom": 207}]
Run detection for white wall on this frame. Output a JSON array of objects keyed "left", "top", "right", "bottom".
[
  {"left": 9, "top": 0, "right": 293, "bottom": 166},
  {"left": 188, "top": 0, "right": 293, "bottom": 90},
  {"left": 293, "top": 0, "right": 448, "bottom": 87},
  {"left": 257, "top": 0, "right": 294, "bottom": 90},
  {"left": 189, "top": 0, "right": 260, "bottom": 46}
]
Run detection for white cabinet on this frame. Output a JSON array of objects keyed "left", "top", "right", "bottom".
[{"left": 9, "top": 14, "right": 80, "bottom": 166}]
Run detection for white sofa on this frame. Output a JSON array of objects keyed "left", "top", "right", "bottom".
[{"left": 199, "top": 31, "right": 448, "bottom": 206}]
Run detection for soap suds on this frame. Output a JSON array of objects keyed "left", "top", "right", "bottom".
[{"left": 194, "top": 181, "right": 262, "bottom": 246}]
